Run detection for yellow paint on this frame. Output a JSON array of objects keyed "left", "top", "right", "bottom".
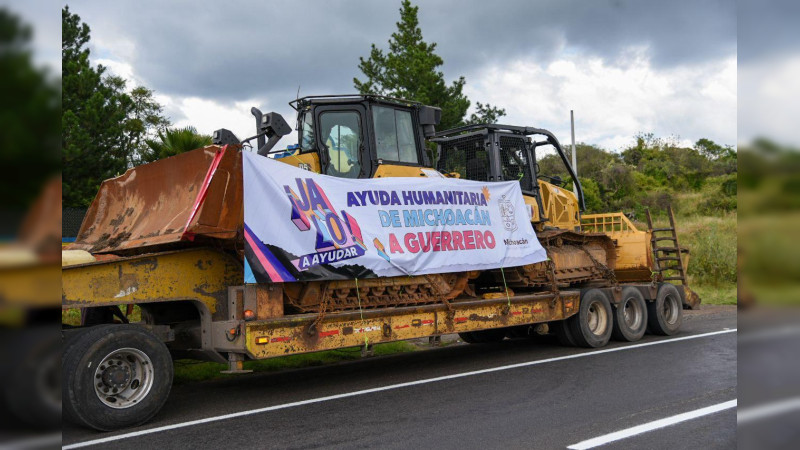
[
  {"left": 275, "top": 151, "right": 322, "bottom": 173},
  {"left": 273, "top": 151, "right": 434, "bottom": 180},
  {"left": 581, "top": 212, "right": 653, "bottom": 278},
  {"left": 61, "top": 248, "right": 242, "bottom": 315},
  {"left": 537, "top": 180, "right": 581, "bottom": 229},
  {"left": 0, "top": 263, "right": 60, "bottom": 307},
  {"left": 245, "top": 292, "right": 578, "bottom": 358},
  {"left": 373, "top": 164, "right": 432, "bottom": 178}
]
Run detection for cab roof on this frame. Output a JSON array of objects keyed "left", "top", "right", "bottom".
[{"left": 290, "top": 94, "right": 422, "bottom": 111}]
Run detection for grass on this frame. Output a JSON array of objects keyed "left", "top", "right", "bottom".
[
  {"left": 645, "top": 205, "right": 737, "bottom": 306},
  {"left": 173, "top": 341, "right": 418, "bottom": 384},
  {"left": 62, "top": 305, "right": 142, "bottom": 326},
  {"left": 690, "top": 283, "right": 737, "bottom": 305}
]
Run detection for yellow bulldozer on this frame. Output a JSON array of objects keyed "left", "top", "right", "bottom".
[{"left": 61, "top": 94, "right": 698, "bottom": 430}]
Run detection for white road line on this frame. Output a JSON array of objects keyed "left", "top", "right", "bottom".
[
  {"left": 738, "top": 397, "right": 800, "bottom": 424},
  {"left": 63, "top": 328, "right": 736, "bottom": 449},
  {"left": 567, "top": 400, "right": 738, "bottom": 449}
]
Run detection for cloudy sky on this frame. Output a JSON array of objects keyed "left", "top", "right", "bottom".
[{"left": 18, "top": 0, "right": 749, "bottom": 149}]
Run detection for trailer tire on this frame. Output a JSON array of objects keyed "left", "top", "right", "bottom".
[
  {"left": 647, "top": 283, "right": 683, "bottom": 336},
  {"left": 553, "top": 320, "right": 577, "bottom": 347},
  {"left": 568, "top": 289, "right": 613, "bottom": 348},
  {"left": 0, "top": 327, "right": 62, "bottom": 429},
  {"left": 63, "top": 324, "right": 173, "bottom": 431},
  {"left": 611, "top": 287, "right": 648, "bottom": 342}
]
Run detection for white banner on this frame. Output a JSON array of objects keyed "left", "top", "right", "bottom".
[{"left": 242, "top": 151, "right": 547, "bottom": 283}]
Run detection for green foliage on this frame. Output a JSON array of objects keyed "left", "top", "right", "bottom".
[
  {"left": 0, "top": 8, "right": 60, "bottom": 208},
  {"left": 173, "top": 341, "right": 417, "bottom": 384},
  {"left": 354, "top": 0, "right": 504, "bottom": 130},
  {"left": 696, "top": 174, "right": 737, "bottom": 215},
  {"left": 695, "top": 137, "right": 736, "bottom": 161},
  {"left": 577, "top": 178, "right": 603, "bottom": 212},
  {"left": 465, "top": 101, "right": 507, "bottom": 126},
  {"left": 538, "top": 135, "right": 737, "bottom": 220},
  {"left": 676, "top": 215, "right": 737, "bottom": 286},
  {"left": 141, "top": 126, "right": 212, "bottom": 163},
  {"left": 62, "top": 6, "right": 169, "bottom": 207}
]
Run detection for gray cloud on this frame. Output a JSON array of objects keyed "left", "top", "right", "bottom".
[
  {"left": 739, "top": 0, "right": 800, "bottom": 63},
  {"left": 74, "top": 0, "right": 736, "bottom": 105}
]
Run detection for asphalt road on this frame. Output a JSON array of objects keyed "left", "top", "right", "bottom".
[{"left": 62, "top": 305, "right": 737, "bottom": 449}]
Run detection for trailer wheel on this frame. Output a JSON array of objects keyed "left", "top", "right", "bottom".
[
  {"left": 553, "top": 320, "right": 577, "bottom": 347},
  {"left": 611, "top": 287, "right": 648, "bottom": 342},
  {"left": 568, "top": 289, "right": 613, "bottom": 348},
  {"left": 647, "top": 283, "right": 683, "bottom": 336},
  {"left": 0, "top": 327, "right": 62, "bottom": 429},
  {"left": 63, "top": 324, "right": 173, "bottom": 431}
]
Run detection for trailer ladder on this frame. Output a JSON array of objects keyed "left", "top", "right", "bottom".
[{"left": 646, "top": 206, "right": 688, "bottom": 285}]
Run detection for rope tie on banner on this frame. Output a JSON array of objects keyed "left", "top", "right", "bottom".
[
  {"left": 500, "top": 266, "right": 512, "bottom": 309},
  {"left": 354, "top": 277, "right": 369, "bottom": 348}
]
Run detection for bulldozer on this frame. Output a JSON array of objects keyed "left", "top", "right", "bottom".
[{"left": 62, "top": 94, "right": 698, "bottom": 430}]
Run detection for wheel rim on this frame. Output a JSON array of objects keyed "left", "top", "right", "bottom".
[
  {"left": 587, "top": 300, "right": 609, "bottom": 336},
  {"left": 622, "top": 297, "right": 643, "bottom": 330},
  {"left": 661, "top": 294, "right": 680, "bottom": 325},
  {"left": 94, "top": 348, "right": 154, "bottom": 409}
]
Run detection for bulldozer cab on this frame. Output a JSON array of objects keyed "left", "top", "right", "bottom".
[
  {"left": 285, "top": 95, "right": 442, "bottom": 179},
  {"left": 432, "top": 124, "right": 585, "bottom": 230}
]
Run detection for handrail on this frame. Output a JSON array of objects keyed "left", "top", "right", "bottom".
[{"left": 581, "top": 212, "right": 640, "bottom": 233}]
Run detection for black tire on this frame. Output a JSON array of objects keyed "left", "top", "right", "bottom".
[
  {"left": 647, "top": 283, "right": 683, "bottom": 336},
  {"left": 611, "top": 287, "right": 648, "bottom": 342},
  {"left": 568, "top": 289, "right": 613, "bottom": 348},
  {"left": 553, "top": 320, "right": 577, "bottom": 347},
  {"left": 61, "top": 325, "right": 116, "bottom": 427},
  {"left": 0, "top": 327, "right": 62, "bottom": 430},
  {"left": 458, "top": 328, "right": 506, "bottom": 344},
  {"left": 63, "top": 324, "right": 173, "bottom": 431}
]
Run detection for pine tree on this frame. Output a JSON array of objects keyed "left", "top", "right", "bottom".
[
  {"left": 62, "top": 6, "right": 169, "bottom": 207},
  {"left": 354, "top": 0, "right": 504, "bottom": 130},
  {"left": 0, "top": 9, "right": 60, "bottom": 208}
]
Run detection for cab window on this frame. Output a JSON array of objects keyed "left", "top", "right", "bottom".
[
  {"left": 372, "top": 106, "right": 419, "bottom": 164},
  {"left": 299, "top": 111, "right": 314, "bottom": 151},
  {"left": 319, "top": 111, "right": 362, "bottom": 178}
]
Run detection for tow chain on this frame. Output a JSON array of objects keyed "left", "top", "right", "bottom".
[
  {"left": 308, "top": 289, "right": 330, "bottom": 335},
  {"left": 579, "top": 239, "right": 618, "bottom": 289},
  {"left": 543, "top": 247, "right": 560, "bottom": 307}
]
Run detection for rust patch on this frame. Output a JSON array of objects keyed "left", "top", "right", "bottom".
[
  {"left": 130, "top": 257, "right": 158, "bottom": 271},
  {"left": 69, "top": 146, "right": 243, "bottom": 254}
]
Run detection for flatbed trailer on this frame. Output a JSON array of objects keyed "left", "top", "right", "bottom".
[
  {"left": 62, "top": 245, "right": 684, "bottom": 432},
  {"left": 61, "top": 96, "right": 689, "bottom": 432},
  {"left": 62, "top": 247, "right": 580, "bottom": 366}
]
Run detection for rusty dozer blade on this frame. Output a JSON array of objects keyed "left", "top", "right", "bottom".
[{"left": 69, "top": 145, "right": 243, "bottom": 254}]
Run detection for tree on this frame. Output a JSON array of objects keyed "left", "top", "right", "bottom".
[
  {"left": 141, "top": 127, "right": 212, "bottom": 163},
  {"left": 465, "top": 102, "right": 507, "bottom": 125},
  {"left": 695, "top": 138, "right": 735, "bottom": 161},
  {"left": 354, "top": 0, "right": 504, "bottom": 130},
  {"left": 62, "top": 6, "right": 169, "bottom": 207},
  {"left": 126, "top": 86, "right": 171, "bottom": 166},
  {"left": 0, "top": 8, "right": 60, "bottom": 209}
]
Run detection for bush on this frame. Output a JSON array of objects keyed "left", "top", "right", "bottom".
[{"left": 678, "top": 215, "right": 737, "bottom": 286}]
